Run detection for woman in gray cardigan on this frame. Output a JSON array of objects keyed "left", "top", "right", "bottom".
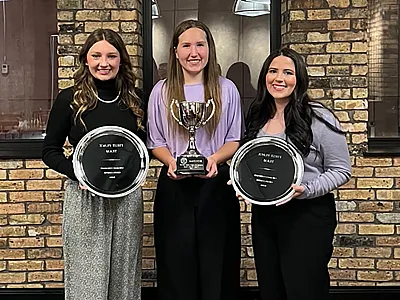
[{"left": 241, "top": 47, "right": 351, "bottom": 300}]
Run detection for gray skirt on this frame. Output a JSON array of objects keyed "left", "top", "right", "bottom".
[{"left": 63, "top": 180, "right": 143, "bottom": 300}]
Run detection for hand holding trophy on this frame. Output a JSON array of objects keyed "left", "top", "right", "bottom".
[{"left": 170, "top": 99, "right": 215, "bottom": 175}]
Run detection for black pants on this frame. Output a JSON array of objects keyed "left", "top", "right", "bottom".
[
  {"left": 252, "top": 193, "right": 337, "bottom": 300},
  {"left": 154, "top": 164, "right": 241, "bottom": 300}
]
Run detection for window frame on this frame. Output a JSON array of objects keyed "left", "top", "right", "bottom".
[{"left": 365, "top": 138, "right": 400, "bottom": 156}]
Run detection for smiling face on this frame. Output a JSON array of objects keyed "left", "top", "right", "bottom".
[
  {"left": 86, "top": 40, "right": 121, "bottom": 81},
  {"left": 266, "top": 55, "right": 297, "bottom": 102},
  {"left": 175, "top": 27, "right": 209, "bottom": 83}
]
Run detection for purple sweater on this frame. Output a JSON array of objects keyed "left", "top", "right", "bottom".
[{"left": 147, "top": 77, "right": 243, "bottom": 158}]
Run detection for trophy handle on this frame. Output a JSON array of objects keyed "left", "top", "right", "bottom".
[
  {"left": 201, "top": 99, "right": 215, "bottom": 126},
  {"left": 170, "top": 99, "right": 184, "bottom": 127}
]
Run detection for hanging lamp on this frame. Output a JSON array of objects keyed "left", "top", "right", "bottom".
[
  {"left": 232, "top": 0, "right": 270, "bottom": 17},
  {"left": 152, "top": 0, "right": 161, "bottom": 19}
]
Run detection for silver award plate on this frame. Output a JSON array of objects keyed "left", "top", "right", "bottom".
[
  {"left": 73, "top": 125, "right": 149, "bottom": 198},
  {"left": 229, "top": 136, "right": 304, "bottom": 205}
]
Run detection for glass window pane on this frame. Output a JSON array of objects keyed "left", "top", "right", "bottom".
[
  {"left": 0, "top": 0, "right": 57, "bottom": 140},
  {"left": 152, "top": 0, "right": 271, "bottom": 116},
  {"left": 368, "top": 0, "right": 400, "bottom": 138}
]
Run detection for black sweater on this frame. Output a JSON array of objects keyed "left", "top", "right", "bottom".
[{"left": 42, "top": 78, "right": 145, "bottom": 181}]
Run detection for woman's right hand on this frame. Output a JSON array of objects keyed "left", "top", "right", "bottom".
[
  {"left": 227, "top": 180, "right": 250, "bottom": 205},
  {"left": 79, "top": 183, "right": 96, "bottom": 197},
  {"left": 167, "top": 159, "right": 187, "bottom": 180}
]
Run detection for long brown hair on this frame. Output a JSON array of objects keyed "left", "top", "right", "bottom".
[
  {"left": 72, "top": 29, "right": 144, "bottom": 130},
  {"left": 165, "top": 20, "right": 221, "bottom": 136},
  {"left": 245, "top": 47, "right": 344, "bottom": 156}
]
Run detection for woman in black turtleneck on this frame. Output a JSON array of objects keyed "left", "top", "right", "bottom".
[{"left": 42, "top": 29, "right": 145, "bottom": 300}]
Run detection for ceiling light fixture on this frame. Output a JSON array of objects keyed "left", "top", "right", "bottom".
[
  {"left": 152, "top": 0, "right": 161, "bottom": 19},
  {"left": 233, "top": 0, "right": 270, "bottom": 17}
]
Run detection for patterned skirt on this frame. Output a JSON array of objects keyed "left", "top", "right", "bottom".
[{"left": 63, "top": 180, "right": 143, "bottom": 300}]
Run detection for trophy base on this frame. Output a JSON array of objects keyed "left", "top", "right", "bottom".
[{"left": 176, "top": 155, "right": 207, "bottom": 175}]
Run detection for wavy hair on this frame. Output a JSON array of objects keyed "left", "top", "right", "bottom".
[
  {"left": 71, "top": 29, "right": 144, "bottom": 130},
  {"left": 164, "top": 19, "right": 221, "bottom": 137},
  {"left": 245, "top": 47, "right": 343, "bottom": 156}
]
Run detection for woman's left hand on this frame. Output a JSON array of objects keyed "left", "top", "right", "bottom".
[
  {"left": 275, "top": 184, "right": 305, "bottom": 206},
  {"left": 196, "top": 156, "right": 218, "bottom": 179},
  {"left": 292, "top": 184, "right": 305, "bottom": 198}
]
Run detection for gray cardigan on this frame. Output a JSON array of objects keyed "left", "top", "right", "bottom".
[{"left": 257, "top": 104, "right": 352, "bottom": 199}]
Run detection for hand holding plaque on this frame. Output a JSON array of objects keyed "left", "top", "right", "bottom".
[
  {"left": 229, "top": 136, "right": 304, "bottom": 205},
  {"left": 170, "top": 99, "right": 215, "bottom": 175},
  {"left": 73, "top": 126, "right": 149, "bottom": 198}
]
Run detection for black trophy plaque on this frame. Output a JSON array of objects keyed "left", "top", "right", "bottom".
[
  {"left": 73, "top": 126, "right": 149, "bottom": 198},
  {"left": 229, "top": 136, "right": 304, "bottom": 205}
]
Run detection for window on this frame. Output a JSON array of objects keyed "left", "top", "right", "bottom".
[
  {"left": 0, "top": 0, "right": 57, "bottom": 157},
  {"left": 368, "top": 0, "right": 400, "bottom": 153},
  {"left": 151, "top": 0, "right": 278, "bottom": 117}
]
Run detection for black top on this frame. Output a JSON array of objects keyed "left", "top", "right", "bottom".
[{"left": 42, "top": 78, "right": 146, "bottom": 181}]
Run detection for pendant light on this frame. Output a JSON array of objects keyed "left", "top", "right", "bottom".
[
  {"left": 152, "top": 0, "right": 161, "bottom": 19},
  {"left": 232, "top": 0, "right": 270, "bottom": 17}
]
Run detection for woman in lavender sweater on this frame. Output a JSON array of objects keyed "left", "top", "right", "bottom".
[
  {"left": 241, "top": 48, "right": 351, "bottom": 300},
  {"left": 147, "top": 20, "right": 243, "bottom": 300}
]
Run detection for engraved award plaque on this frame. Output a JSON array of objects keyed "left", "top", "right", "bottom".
[
  {"left": 72, "top": 126, "right": 149, "bottom": 198},
  {"left": 229, "top": 136, "right": 304, "bottom": 205},
  {"left": 170, "top": 99, "right": 215, "bottom": 175}
]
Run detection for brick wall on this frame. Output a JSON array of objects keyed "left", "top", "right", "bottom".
[
  {"left": 281, "top": 0, "right": 400, "bottom": 286},
  {"left": 1, "top": 0, "right": 400, "bottom": 289},
  {"left": 0, "top": 160, "right": 64, "bottom": 288}
]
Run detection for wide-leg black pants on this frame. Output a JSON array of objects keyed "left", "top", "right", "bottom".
[
  {"left": 252, "top": 193, "right": 337, "bottom": 300},
  {"left": 154, "top": 164, "right": 241, "bottom": 300}
]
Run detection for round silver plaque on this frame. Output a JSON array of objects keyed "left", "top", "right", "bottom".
[
  {"left": 73, "top": 126, "right": 149, "bottom": 198},
  {"left": 230, "top": 136, "right": 304, "bottom": 205}
]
